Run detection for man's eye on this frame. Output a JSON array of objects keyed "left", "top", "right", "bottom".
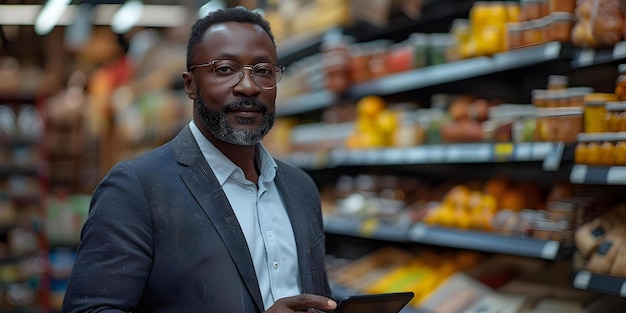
[
  {"left": 215, "top": 66, "right": 237, "bottom": 74},
  {"left": 254, "top": 65, "right": 273, "bottom": 76}
]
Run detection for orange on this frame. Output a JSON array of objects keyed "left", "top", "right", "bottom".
[{"left": 499, "top": 188, "right": 526, "bottom": 211}]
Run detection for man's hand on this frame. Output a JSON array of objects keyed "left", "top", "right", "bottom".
[{"left": 265, "top": 293, "right": 337, "bottom": 313}]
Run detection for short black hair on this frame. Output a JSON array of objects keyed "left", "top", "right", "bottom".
[{"left": 186, "top": 7, "right": 275, "bottom": 70}]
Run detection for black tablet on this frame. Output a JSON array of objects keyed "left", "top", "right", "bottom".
[{"left": 332, "top": 292, "right": 414, "bottom": 313}]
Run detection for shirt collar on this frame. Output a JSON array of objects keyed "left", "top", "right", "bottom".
[{"left": 189, "top": 121, "right": 277, "bottom": 186}]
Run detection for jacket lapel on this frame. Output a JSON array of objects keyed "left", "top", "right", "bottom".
[{"left": 171, "top": 126, "right": 265, "bottom": 312}]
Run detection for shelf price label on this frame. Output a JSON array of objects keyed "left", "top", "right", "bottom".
[
  {"left": 543, "top": 42, "right": 561, "bottom": 58},
  {"left": 573, "top": 271, "right": 592, "bottom": 290},
  {"left": 408, "top": 223, "right": 428, "bottom": 241},
  {"left": 607, "top": 167, "right": 626, "bottom": 185},
  {"left": 613, "top": 41, "right": 626, "bottom": 59},
  {"left": 493, "top": 143, "right": 514, "bottom": 161},
  {"left": 540, "top": 241, "right": 560, "bottom": 260},
  {"left": 569, "top": 165, "right": 588, "bottom": 184},
  {"left": 577, "top": 49, "right": 595, "bottom": 67},
  {"left": 359, "top": 218, "right": 379, "bottom": 237}
]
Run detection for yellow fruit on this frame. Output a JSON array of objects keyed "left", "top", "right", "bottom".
[
  {"left": 444, "top": 185, "right": 471, "bottom": 208},
  {"left": 356, "top": 116, "right": 377, "bottom": 132},
  {"left": 376, "top": 110, "right": 398, "bottom": 133},
  {"left": 357, "top": 95, "right": 386, "bottom": 117}
]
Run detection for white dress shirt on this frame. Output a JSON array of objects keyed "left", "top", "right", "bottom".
[{"left": 189, "top": 121, "right": 302, "bottom": 310}]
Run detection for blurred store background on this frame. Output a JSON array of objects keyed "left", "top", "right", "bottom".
[{"left": 2, "top": 0, "right": 626, "bottom": 312}]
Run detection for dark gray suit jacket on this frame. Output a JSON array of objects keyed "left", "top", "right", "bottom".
[{"left": 62, "top": 125, "right": 331, "bottom": 313}]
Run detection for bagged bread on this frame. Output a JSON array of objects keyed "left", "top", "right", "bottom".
[
  {"left": 609, "top": 239, "right": 626, "bottom": 277},
  {"left": 574, "top": 217, "right": 610, "bottom": 258},
  {"left": 572, "top": 0, "right": 625, "bottom": 48},
  {"left": 586, "top": 228, "right": 624, "bottom": 274}
]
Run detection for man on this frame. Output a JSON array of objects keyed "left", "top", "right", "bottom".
[{"left": 62, "top": 7, "right": 337, "bottom": 313}]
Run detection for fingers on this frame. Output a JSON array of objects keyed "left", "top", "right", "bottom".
[{"left": 274, "top": 293, "right": 337, "bottom": 312}]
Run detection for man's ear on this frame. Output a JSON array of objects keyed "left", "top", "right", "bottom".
[{"left": 182, "top": 72, "right": 197, "bottom": 100}]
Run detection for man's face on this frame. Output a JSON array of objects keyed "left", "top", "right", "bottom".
[{"left": 184, "top": 22, "right": 278, "bottom": 146}]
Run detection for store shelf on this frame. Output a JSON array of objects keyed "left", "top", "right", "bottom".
[
  {"left": 276, "top": 90, "right": 336, "bottom": 117},
  {"left": 323, "top": 216, "right": 561, "bottom": 260},
  {"left": 569, "top": 165, "right": 626, "bottom": 185},
  {"left": 572, "top": 271, "right": 626, "bottom": 298},
  {"left": 407, "top": 223, "right": 561, "bottom": 260},
  {"left": 348, "top": 42, "right": 565, "bottom": 98},
  {"left": 277, "top": 42, "right": 567, "bottom": 116},
  {"left": 571, "top": 41, "right": 626, "bottom": 68},
  {"left": 577, "top": 132, "right": 626, "bottom": 142},
  {"left": 276, "top": 0, "right": 473, "bottom": 66},
  {"left": 283, "top": 142, "right": 558, "bottom": 170},
  {"left": 324, "top": 215, "right": 413, "bottom": 242}
]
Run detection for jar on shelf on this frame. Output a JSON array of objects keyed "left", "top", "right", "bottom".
[
  {"left": 520, "top": 0, "right": 546, "bottom": 21},
  {"left": 532, "top": 89, "right": 549, "bottom": 107},
  {"left": 547, "top": 75, "right": 568, "bottom": 90},
  {"left": 605, "top": 102, "right": 626, "bottom": 132},
  {"left": 409, "top": 33, "right": 429, "bottom": 68},
  {"left": 616, "top": 64, "right": 626, "bottom": 101},
  {"left": 522, "top": 18, "right": 548, "bottom": 46},
  {"left": 386, "top": 42, "right": 414, "bottom": 74},
  {"left": 585, "top": 142, "right": 601, "bottom": 165},
  {"left": 534, "top": 107, "right": 583, "bottom": 142},
  {"left": 599, "top": 141, "right": 616, "bottom": 166},
  {"left": 615, "top": 141, "right": 626, "bottom": 165},
  {"left": 470, "top": 1, "right": 491, "bottom": 36},
  {"left": 547, "top": 12, "right": 575, "bottom": 42},
  {"left": 505, "top": 1, "right": 521, "bottom": 22},
  {"left": 567, "top": 87, "right": 594, "bottom": 107},
  {"left": 349, "top": 43, "right": 372, "bottom": 84},
  {"left": 368, "top": 40, "right": 391, "bottom": 79},
  {"left": 544, "top": 90, "right": 569, "bottom": 107},
  {"left": 549, "top": 0, "right": 575, "bottom": 13},
  {"left": 574, "top": 142, "right": 587, "bottom": 164},
  {"left": 506, "top": 22, "right": 524, "bottom": 50},
  {"left": 583, "top": 100, "right": 607, "bottom": 133},
  {"left": 321, "top": 30, "right": 353, "bottom": 94}
]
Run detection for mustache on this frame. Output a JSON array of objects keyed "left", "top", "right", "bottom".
[{"left": 224, "top": 97, "right": 268, "bottom": 114}]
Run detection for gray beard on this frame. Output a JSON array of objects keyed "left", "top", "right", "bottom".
[{"left": 194, "top": 89, "right": 274, "bottom": 146}]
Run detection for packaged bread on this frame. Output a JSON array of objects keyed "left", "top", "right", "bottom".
[
  {"left": 572, "top": 0, "right": 625, "bottom": 48},
  {"left": 586, "top": 228, "right": 624, "bottom": 274},
  {"left": 609, "top": 240, "right": 626, "bottom": 277},
  {"left": 574, "top": 217, "right": 610, "bottom": 258}
]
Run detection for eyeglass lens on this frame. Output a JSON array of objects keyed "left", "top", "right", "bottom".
[{"left": 213, "top": 61, "right": 282, "bottom": 89}]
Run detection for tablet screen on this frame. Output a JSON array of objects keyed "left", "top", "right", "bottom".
[{"left": 333, "top": 292, "right": 414, "bottom": 313}]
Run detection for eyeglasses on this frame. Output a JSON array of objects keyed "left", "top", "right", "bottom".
[{"left": 189, "top": 60, "right": 285, "bottom": 90}]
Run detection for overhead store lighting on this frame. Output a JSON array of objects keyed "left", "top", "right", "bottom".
[
  {"left": 0, "top": 3, "right": 188, "bottom": 32},
  {"left": 111, "top": 0, "right": 143, "bottom": 34},
  {"left": 34, "top": 0, "right": 71, "bottom": 35},
  {"left": 198, "top": 0, "right": 225, "bottom": 18}
]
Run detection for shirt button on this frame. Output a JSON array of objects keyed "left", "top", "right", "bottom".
[
  {"left": 273, "top": 262, "right": 279, "bottom": 269},
  {"left": 267, "top": 230, "right": 274, "bottom": 238}
]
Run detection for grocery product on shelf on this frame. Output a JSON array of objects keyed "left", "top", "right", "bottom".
[
  {"left": 534, "top": 107, "right": 583, "bottom": 142},
  {"left": 572, "top": 0, "right": 625, "bottom": 48},
  {"left": 575, "top": 204, "right": 626, "bottom": 277}
]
